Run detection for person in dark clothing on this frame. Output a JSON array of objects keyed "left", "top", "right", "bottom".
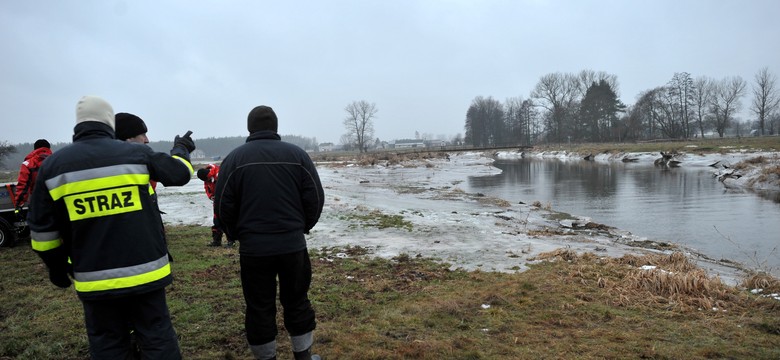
[
  {"left": 115, "top": 112, "right": 159, "bottom": 195},
  {"left": 214, "top": 105, "right": 324, "bottom": 360},
  {"left": 197, "top": 164, "right": 234, "bottom": 247},
  {"left": 27, "top": 95, "right": 196, "bottom": 359},
  {"left": 115, "top": 111, "right": 168, "bottom": 358}
]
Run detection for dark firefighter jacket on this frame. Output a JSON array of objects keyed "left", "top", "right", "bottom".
[
  {"left": 27, "top": 122, "right": 193, "bottom": 300},
  {"left": 214, "top": 130, "right": 324, "bottom": 257}
]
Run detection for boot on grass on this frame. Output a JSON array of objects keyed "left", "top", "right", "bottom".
[
  {"left": 293, "top": 347, "right": 320, "bottom": 360},
  {"left": 208, "top": 228, "right": 222, "bottom": 247}
]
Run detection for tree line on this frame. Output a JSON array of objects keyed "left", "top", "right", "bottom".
[{"left": 464, "top": 68, "right": 780, "bottom": 146}]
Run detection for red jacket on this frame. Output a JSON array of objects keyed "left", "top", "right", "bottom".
[
  {"left": 15, "top": 147, "right": 52, "bottom": 207},
  {"left": 203, "top": 164, "right": 219, "bottom": 200}
]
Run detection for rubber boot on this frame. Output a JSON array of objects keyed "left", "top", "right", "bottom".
[
  {"left": 208, "top": 227, "right": 222, "bottom": 247},
  {"left": 293, "top": 347, "right": 321, "bottom": 360},
  {"left": 250, "top": 340, "right": 276, "bottom": 360}
]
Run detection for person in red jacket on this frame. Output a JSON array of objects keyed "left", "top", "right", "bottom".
[
  {"left": 197, "top": 164, "right": 234, "bottom": 247},
  {"left": 14, "top": 139, "right": 52, "bottom": 209}
]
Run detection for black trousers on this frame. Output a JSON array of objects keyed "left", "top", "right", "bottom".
[
  {"left": 81, "top": 288, "right": 181, "bottom": 360},
  {"left": 240, "top": 249, "right": 316, "bottom": 345}
]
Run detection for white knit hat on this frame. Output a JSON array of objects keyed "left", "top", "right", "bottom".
[{"left": 76, "top": 95, "right": 115, "bottom": 130}]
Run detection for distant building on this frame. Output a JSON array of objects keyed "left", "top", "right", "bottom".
[
  {"left": 392, "top": 139, "right": 425, "bottom": 149},
  {"left": 191, "top": 149, "right": 206, "bottom": 160},
  {"left": 318, "top": 142, "right": 342, "bottom": 152},
  {"left": 424, "top": 139, "right": 446, "bottom": 147}
]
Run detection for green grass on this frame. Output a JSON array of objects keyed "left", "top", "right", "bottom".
[
  {"left": 1, "top": 138, "right": 779, "bottom": 358},
  {"left": 1, "top": 226, "right": 779, "bottom": 359},
  {"left": 340, "top": 211, "right": 414, "bottom": 232}
]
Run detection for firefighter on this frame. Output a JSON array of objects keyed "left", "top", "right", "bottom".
[
  {"left": 197, "top": 164, "right": 235, "bottom": 247},
  {"left": 27, "top": 95, "right": 196, "bottom": 359}
]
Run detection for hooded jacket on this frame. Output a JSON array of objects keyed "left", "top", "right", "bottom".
[
  {"left": 214, "top": 130, "right": 324, "bottom": 256},
  {"left": 28, "top": 121, "right": 193, "bottom": 299},
  {"left": 14, "top": 146, "right": 52, "bottom": 206},
  {"left": 202, "top": 163, "right": 219, "bottom": 200}
]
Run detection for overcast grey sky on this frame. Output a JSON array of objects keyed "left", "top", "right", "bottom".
[{"left": 2, "top": 0, "right": 779, "bottom": 145}]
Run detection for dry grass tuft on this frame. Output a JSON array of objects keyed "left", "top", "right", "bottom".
[
  {"left": 534, "top": 248, "right": 580, "bottom": 262},
  {"left": 765, "top": 164, "right": 780, "bottom": 175},
  {"left": 742, "top": 272, "right": 780, "bottom": 293},
  {"left": 526, "top": 228, "right": 568, "bottom": 236},
  {"left": 532, "top": 250, "right": 758, "bottom": 311},
  {"left": 613, "top": 252, "right": 699, "bottom": 273},
  {"left": 621, "top": 267, "right": 735, "bottom": 310},
  {"left": 744, "top": 156, "right": 768, "bottom": 164}
]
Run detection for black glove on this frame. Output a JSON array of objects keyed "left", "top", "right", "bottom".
[
  {"left": 49, "top": 270, "right": 72, "bottom": 288},
  {"left": 173, "top": 132, "right": 196, "bottom": 153}
]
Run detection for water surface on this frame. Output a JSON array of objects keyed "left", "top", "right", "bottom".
[{"left": 466, "top": 159, "right": 780, "bottom": 274}]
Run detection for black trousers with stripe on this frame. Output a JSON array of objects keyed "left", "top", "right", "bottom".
[
  {"left": 81, "top": 288, "right": 181, "bottom": 359},
  {"left": 240, "top": 249, "right": 317, "bottom": 345}
]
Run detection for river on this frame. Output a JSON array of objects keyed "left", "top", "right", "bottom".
[{"left": 466, "top": 158, "right": 780, "bottom": 275}]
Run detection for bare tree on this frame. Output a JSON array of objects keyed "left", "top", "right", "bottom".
[
  {"left": 343, "top": 100, "right": 377, "bottom": 153},
  {"left": 634, "top": 87, "right": 669, "bottom": 139},
  {"left": 451, "top": 133, "right": 463, "bottom": 146},
  {"left": 691, "top": 76, "right": 715, "bottom": 138},
  {"left": 768, "top": 112, "right": 780, "bottom": 135},
  {"left": 339, "top": 133, "right": 354, "bottom": 151},
  {"left": 667, "top": 72, "right": 695, "bottom": 138},
  {"left": 0, "top": 141, "right": 16, "bottom": 168},
  {"left": 711, "top": 76, "right": 747, "bottom": 137},
  {"left": 531, "top": 72, "right": 579, "bottom": 142},
  {"left": 750, "top": 67, "right": 780, "bottom": 136},
  {"left": 464, "top": 96, "right": 505, "bottom": 147},
  {"left": 574, "top": 69, "right": 620, "bottom": 99}
]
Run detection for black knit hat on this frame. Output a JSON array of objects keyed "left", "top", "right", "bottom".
[
  {"left": 115, "top": 112, "right": 148, "bottom": 140},
  {"left": 247, "top": 105, "right": 278, "bottom": 133},
  {"left": 33, "top": 139, "right": 50, "bottom": 149},
  {"left": 197, "top": 168, "right": 210, "bottom": 182}
]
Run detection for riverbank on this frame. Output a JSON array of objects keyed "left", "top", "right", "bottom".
[
  {"left": 162, "top": 150, "right": 778, "bottom": 284},
  {"left": 3, "top": 225, "right": 778, "bottom": 359},
  {"left": 503, "top": 148, "right": 780, "bottom": 193}
]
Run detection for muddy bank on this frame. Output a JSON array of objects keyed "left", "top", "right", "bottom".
[{"left": 158, "top": 151, "right": 769, "bottom": 286}]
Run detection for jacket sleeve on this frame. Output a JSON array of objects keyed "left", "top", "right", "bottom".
[
  {"left": 300, "top": 156, "right": 324, "bottom": 233},
  {"left": 27, "top": 166, "right": 71, "bottom": 284},
  {"left": 213, "top": 161, "right": 238, "bottom": 239},
  {"left": 14, "top": 162, "right": 31, "bottom": 206},
  {"left": 146, "top": 150, "right": 193, "bottom": 187}
]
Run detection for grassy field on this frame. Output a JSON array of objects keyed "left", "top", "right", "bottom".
[{"left": 1, "top": 226, "right": 778, "bottom": 359}]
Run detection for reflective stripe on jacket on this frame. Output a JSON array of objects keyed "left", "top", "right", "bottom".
[{"left": 28, "top": 122, "right": 193, "bottom": 299}]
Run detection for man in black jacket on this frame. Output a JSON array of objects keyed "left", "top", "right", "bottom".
[
  {"left": 28, "top": 95, "right": 196, "bottom": 359},
  {"left": 214, "top": 105, "right": 324, "bottom": 360}
]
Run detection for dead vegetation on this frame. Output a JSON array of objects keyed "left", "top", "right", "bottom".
[
  {"left": 534, "top": 250, "right": 780, "bottom": 313},
  {"left": 313, "top": 151, "right": 451, "bottom": 167}
]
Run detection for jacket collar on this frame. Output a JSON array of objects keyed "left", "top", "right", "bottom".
[
  {"left": 72, "top": 122, "right": 115, "bottom": 142},
  {"left": 25, "top": 147, "right": 52, "bottom": 160},
  {"left": 246, "top": 130, "right": 281, "bottom": 142}
]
